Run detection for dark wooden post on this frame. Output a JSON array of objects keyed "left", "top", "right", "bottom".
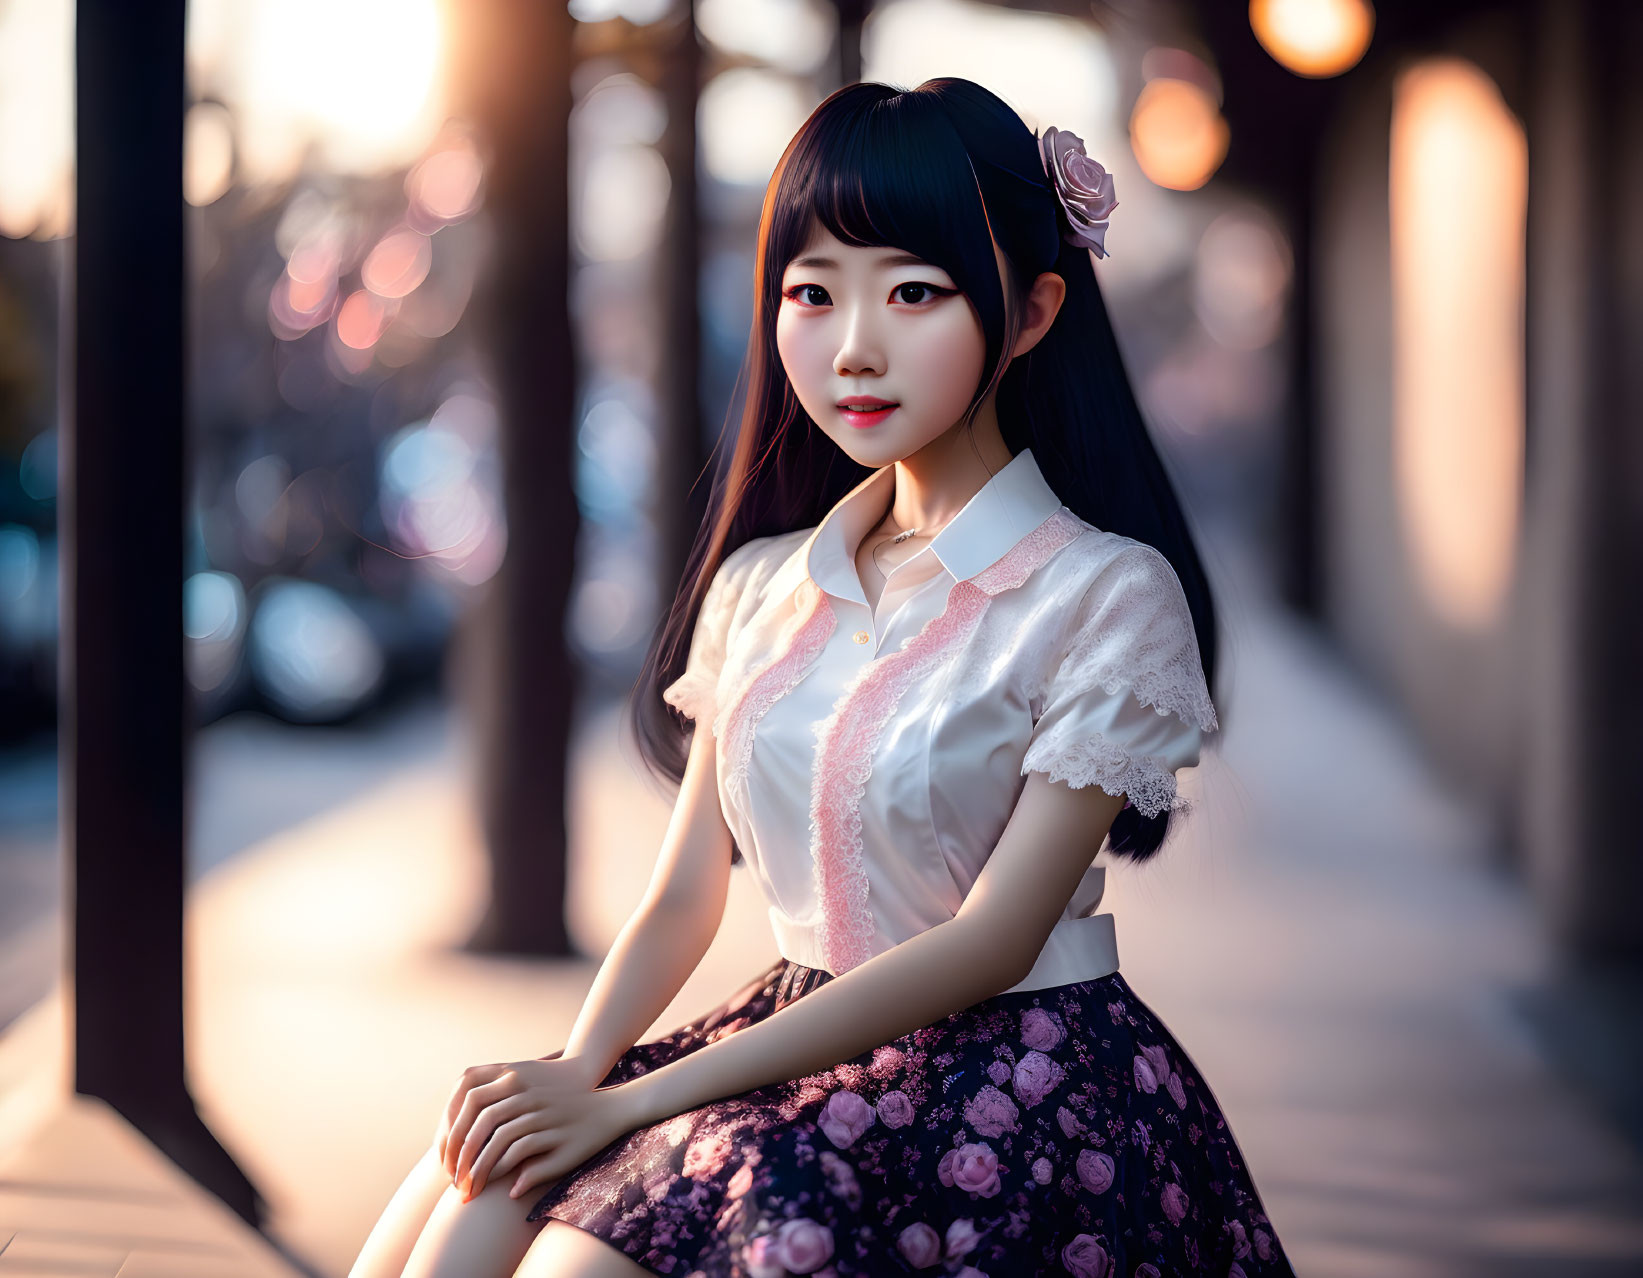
[
  {"left": 69, "top": 0, "right": 261, "bottom": 1222},
  {"left": 451, "top": 0, "right": 581, "bottom": 954}
]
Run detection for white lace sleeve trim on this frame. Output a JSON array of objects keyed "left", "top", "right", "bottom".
[
  {"left": 1047, "top": 542, "right": 1219, "bottom": 735},
  {"left": 1019, "top": 720, "right": 1186, "bottom": 819}
]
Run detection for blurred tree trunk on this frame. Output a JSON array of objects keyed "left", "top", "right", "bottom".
[
  {"left": 655, "top": 3, "right": 704, "bottom": 612},
  {"left": 450, "top": 0, "right": 580, "bottom": 955}
]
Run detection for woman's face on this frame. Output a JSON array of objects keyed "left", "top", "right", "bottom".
[{"left": 774, "top": 222, "right": 989, "bottom": 470}]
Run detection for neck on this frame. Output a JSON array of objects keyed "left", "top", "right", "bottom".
[{"left": 885, "top": 398, "right": 1014, "bottom": 533}]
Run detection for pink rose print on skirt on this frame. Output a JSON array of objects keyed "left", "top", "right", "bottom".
[
  {"left": 1061, "top": 1231, "right": 1112, "bottom": 1278},
  {"left": 747, "top": 1217, "right": 834, "bottom": 1275},
  {"left": 1021, "top": 1005, "right": 1067, "bottom": 1051},
  {"left": 962, "top": 1083, "right": 1020, "bottom": 1138},
  {"left": 680, "top": 1129, "right": 733, "bottom": 1180},
  {"left": 817, "top": 1149, "right": 862, "bottom": 1210},
  {"left": 817, "top": 1089, "right": 876, "bottom": 1149},
  {"left": 869, "top": 1044, "right": 906, "bottom": 1078},
  {"left": 896, "top": 1221, "right": 942, "bottom": 1268},
  {"left": 944, "top": 1216, "right": 983, "bottom": 1258},
  {"left": 1013, "top": 1048, "right": 1066, "bottom": 1108},
  {"left": 1077, "top": 1147, "right": 1116, "bottom": 1195},
  {"left": 525, "top": 955, "right": 1295, "bottom": 1277},
  {"left": 939, "top": 1141, "right": 1003, "bottom": 1197},
  {"left": 1161, "top": 1180, "right": 1191, "bottom": 1226},
  {"left": 875, "top": 1088, "right": 915, "bottom": 1128}
]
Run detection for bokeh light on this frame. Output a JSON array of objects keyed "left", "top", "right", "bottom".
[
  {"left": 576, "top": 145, "right": 672, "bottom": 262},
  {"left": 1390, "top": 56, "right": 1526, "bottom": 630},
  {"left": 1129, "top": 55, "right": 1229, "bottom": 192},
  {"left": 696, "top": 0, "right": 835, "bottom": 76},
  {"left": 185, "top": 101, "right": 236, "bottom": 207},
  {"left": 1193, "top": 208, "right": 1293, "bottom": 350},
  {"left": 362, "top": 226, "right": 433, "bottom": 299},
  {"left": 1249, "top": 0, "right": 1375, "bottom": 79},
  {"left": 864, "top": 0, "right": 1119, "bottom": 154},
  {"left": 406, "top": 136, "right": 484, "bottom": 227},
  {"left": 188, "top": 0, "right": 447, "bottom": 183},
  {"left": 0, "top": 0, "right": 71, "bottom": 239},
  {"left": 248, "top": 578, "right": 386, "bottom": 721},
  {"left": 698, "top": 70, "right": 815, "bottom": 188},
  {"left": 184, "top": 570, "right": 248, "bottom": 694}
]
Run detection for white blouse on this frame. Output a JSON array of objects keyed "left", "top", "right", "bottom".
[{"left": 662, "top": 447, "right": 1218, "bottom": 994}]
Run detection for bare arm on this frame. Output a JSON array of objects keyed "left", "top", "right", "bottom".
[
  {"left": 556, "top": 723, "right": 735, "bottom": 1086},
  {"left": 619, "top": 770, "right": 1128, "bottom": 1127}
]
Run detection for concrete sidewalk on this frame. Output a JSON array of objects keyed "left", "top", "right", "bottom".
[{"left": 3, "top": 533, "right": 1642, "bottom": 1276}]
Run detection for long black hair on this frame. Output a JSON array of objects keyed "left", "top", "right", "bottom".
[{"left": 630, "top": 77, "right": 1219, "bottom": 863}]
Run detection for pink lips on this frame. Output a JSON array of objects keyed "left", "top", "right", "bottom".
[{"left": 837, "top": 397, "right": 899, "bottom": 429}]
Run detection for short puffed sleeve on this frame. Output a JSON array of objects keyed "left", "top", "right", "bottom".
[
  {"left": 1020, "top": 543, "right": 1219, "bottom": 818},
  {"left": 661, "top": 537, "right": 767, "bottom": 726}
]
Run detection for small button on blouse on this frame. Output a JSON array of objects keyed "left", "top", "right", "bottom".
[{"left": 662, "top": 448, "right": 1218, "bottom": 993}]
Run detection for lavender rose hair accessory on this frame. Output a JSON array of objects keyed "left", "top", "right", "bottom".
[{"left": 1037, "top": 125, "right": 1119, "bottom": 259}]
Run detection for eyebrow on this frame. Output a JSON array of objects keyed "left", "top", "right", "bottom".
[{"left": 787, "top": 251, "right": 934, "bottom": 270}]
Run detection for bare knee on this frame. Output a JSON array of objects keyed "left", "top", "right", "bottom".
[
  {"left": 399, "top": 1165, "right": 569, "bottom": 1278},
  {"left": 347, "top": 1145, "right": 464, "bottom": 1278}
]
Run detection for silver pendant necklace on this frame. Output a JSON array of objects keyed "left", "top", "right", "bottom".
[{"left": 868, "top": 514, "right": 951, "bottom": 578}]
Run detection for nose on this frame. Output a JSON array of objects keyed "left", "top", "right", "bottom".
[{"left": 832, "top": 300, "right": 884, "bottom": 378}]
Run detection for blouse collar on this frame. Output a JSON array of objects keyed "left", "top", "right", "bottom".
[{"left": 803, "top": 446, "right": 1065, "bottom": 605}]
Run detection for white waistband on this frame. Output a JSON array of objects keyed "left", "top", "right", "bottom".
[
  {"left": 772, "top": 909, "right": 1119, "bottom": 994},
  {"left": 1000, "top": 911, "right": 1120, "bottom": 994}
]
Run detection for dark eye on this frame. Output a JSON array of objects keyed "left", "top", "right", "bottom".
[
  {"left": 894, "top": 282, "right": 950, "bottom": 305},
  {"left": 783, "top": 284, "right": 829, "bottom": 306}
]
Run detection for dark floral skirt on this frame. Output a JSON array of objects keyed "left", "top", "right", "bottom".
[{"left": 526, "top": 955, "right": 1296, "bottom": 1277}]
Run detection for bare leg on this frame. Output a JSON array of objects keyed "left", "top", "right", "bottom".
[
  {"left": 346, "top": 1145, "right": 458, "bottom": 1278},
  {"left": 515, "top": 1220, "right": 652, "bottom": 1277},
  {"left": 397, "top": 1164, "right": 556, "bottom": 1278}
]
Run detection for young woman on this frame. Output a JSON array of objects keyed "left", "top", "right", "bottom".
[{"left": 350, "top": 77, "right": 1296, "bottom": 1278}]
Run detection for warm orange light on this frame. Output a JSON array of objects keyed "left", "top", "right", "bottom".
[
  {"left": 1390, "top": 57, "right": 1526, "bottom": 630},
  {"left": 1249, "top": 0, "right": 1374, "bottom": 79},
  {"left": 1128, "top": 78, "right": 1229, "bottom": 191}
]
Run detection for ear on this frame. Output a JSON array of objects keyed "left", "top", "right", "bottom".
[{"left": 1009, "top": 270, "right": 1068, "bottom": 361}]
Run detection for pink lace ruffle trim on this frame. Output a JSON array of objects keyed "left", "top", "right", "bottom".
[{"left": 807, "top": 508, "right": 1087, "bottom": 974}]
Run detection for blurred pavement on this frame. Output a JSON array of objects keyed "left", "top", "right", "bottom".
[{"left": 2, "top": 525, "right": 1642, "bottom": 1276}]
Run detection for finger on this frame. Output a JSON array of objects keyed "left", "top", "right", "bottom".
[
  {"left": 446, "top": 1072, "right": 517, "bottom": 1178},
  {"left": 440, "top": 1066, "right": 497, "bottom": 1175},
  {"left": 508, "top": 1148, "right": 569, "bottom": 1201},
  {"left": 456, "top": 1094, "right": 533, "bottom": 1188},
  {"left": 477, "top": 1124, "right": 557, "bottom": 1194}
]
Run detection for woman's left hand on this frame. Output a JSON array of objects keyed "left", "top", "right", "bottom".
[{"left": 444, "top": 1059, "right": 644, "bottom": 1202}]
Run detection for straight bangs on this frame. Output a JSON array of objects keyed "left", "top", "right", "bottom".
[{"left": 758, "top": 86, "right": 1014, "bottom": 417}]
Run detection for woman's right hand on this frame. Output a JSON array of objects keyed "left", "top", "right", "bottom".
[{"left": 434, "top": 1052, "right": 602, "bottom": 1177}]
